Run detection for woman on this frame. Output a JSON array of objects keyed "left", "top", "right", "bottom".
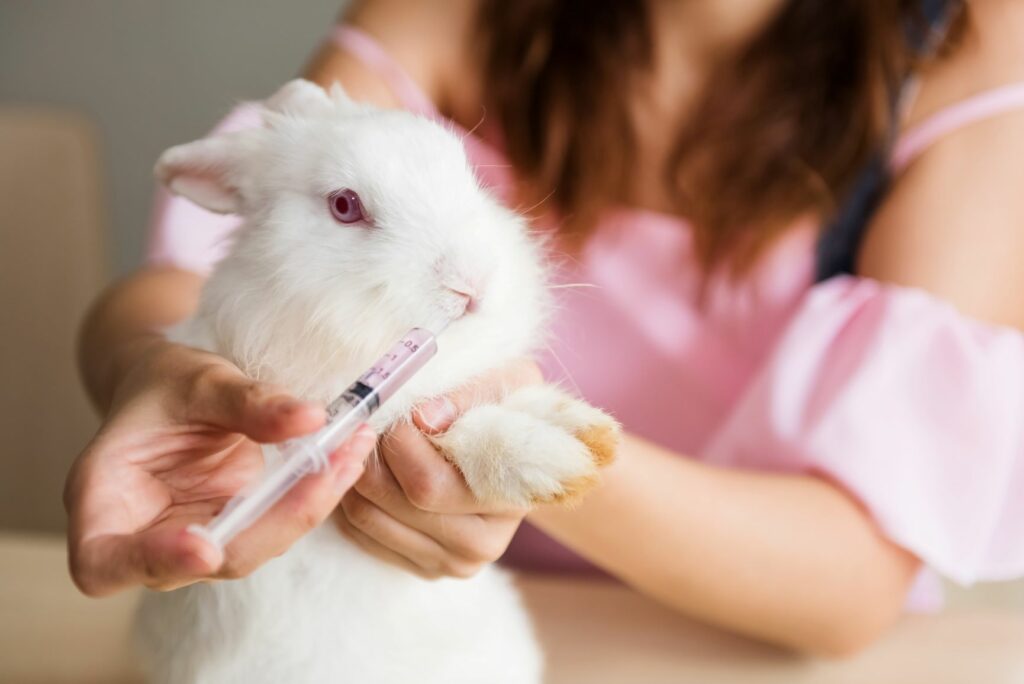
[{"left": 67, "top": 0, "right": 1024, "bottom": 655}]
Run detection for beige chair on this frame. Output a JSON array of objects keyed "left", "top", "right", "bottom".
[{"left": 0, "top": 107, "right": 108, "bottom": 534}]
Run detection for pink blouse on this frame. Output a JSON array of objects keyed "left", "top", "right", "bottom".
[{"left": 149, "top": 26, "right": 1024, "bottom": 610}]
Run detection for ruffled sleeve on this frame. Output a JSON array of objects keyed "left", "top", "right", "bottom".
[
  {"left": 146, "top": 103, "right": 261, "bottom": 274},
  {"left": 704, "top": 275, "right": 1024, "bottom": 585}
]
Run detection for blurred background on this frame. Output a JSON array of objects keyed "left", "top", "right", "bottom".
[{"left": 0, "top": 0, "right": 347, "bottom": 535}]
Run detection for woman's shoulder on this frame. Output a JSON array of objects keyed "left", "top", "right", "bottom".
[
  {"left": 857, "top": 6, "right": 1024, "bottom": 329},
  {"left": 310, "top": 0, "right": 484, "bottom": 120}
]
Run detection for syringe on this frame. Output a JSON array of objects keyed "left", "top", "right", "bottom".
[{"left": 190, "top": 326, "right": 443, "bottom": 549}]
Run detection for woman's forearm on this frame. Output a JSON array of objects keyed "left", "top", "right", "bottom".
[
  {"left": 78, "top": 266, "right": 204, "bottom": 412},
  {"left": 529, "top": 434, "right": 921, "bottom": 656}
]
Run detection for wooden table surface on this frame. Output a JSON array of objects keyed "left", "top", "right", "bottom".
[{"left": 3, "top": 533, "right": 1023, "bottom": 683}]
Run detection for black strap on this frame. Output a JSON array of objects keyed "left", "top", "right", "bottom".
[
  {"left": 813, "top": 153, "right": 889, "bottom": 282},
  {"left": 813, "top": 0, "right": 956, "bottom": 283}
]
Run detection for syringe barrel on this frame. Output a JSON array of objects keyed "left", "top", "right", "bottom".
[
  {"left": 309, "top": 328, "right": 436, "bottom": 457},
  {"left": 352, "top": 328, "right": 437, "bottom": 405},
  {"left": 194, "top": 327, "right": 440, "bottom": 550}
]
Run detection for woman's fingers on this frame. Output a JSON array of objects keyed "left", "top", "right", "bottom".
[
  {"left": 335, "top": 493, "right": 483, "bottom": 581},
  {"left": 413, "top": 357, "right": 542, "bottom": 435},
  {"left": 378, "top": 423, "right": 483, "bottom": 515},
  {"left": 334, "top": 513, "right": 442, "bottom": 580},
  {"left": 64, "top": 448, "right": 219, "bottom": 596},
  {"left": 182, "top": 361, "right": 326, "bottom": 443},
  {"left": 72, "top": 430, "right": 374, "bottom": 593},
  {"left": 71, "top": 426, "right": 376, "bottom": 593},
  {"left": 353, "top": 459, "right": 519, "bottom": 563},
  {"left": 338, "top": 492, "right": 484, "bottom": 579},
  {"left": 337, "top": 358, "right": 542, "bottom": 577},
  {"left": 211, "top": 425, "right": 376, "bottom": 578}
]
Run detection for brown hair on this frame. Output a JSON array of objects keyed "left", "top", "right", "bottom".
[{"left": 477, "top": 0, "right": 963, "bottom": 272}]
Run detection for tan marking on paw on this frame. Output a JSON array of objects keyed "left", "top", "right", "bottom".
[
  {"left": 532, "top": 473, "right": 599, "bottom": 507},
  {"left": 575, "top": 422, "right": 620, "bottom": 468}
]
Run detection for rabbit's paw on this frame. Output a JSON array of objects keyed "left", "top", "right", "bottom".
[
  {"left": 432, "top": 386, "right": 620, "bottom": 508},
  {"left": 502, "top": 385, "right": 619, "bottom": 468}
]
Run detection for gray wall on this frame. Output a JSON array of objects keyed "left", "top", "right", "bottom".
[{"left": 0, "top": 0, "right": 349, "bottom": 274}]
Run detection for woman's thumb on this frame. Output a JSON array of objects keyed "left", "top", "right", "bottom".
[
  {"left": 412, "top": 359, "right": 543, "bottom": 435},
  {"left": 412, "top": 379, "right": 500, "bottom": 434},
  {"left": 70, "top": 526, "right": 223, "bottom": 596}
]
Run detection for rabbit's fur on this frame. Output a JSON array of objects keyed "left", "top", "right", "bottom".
[{"left": 135, "top": 80, "right": 619, "bottom": 684}]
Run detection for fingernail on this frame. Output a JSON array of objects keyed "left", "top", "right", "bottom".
[
  {"left": 268, "top": 396, "right": 304, "bottom": 414},
  {"left": 331, "top": 427, "right": 373, "bottom": 494},
  {"left": 348, "top": 424, "right": 376, "bottom": 450},
  {"left": 330, "top": 425, "right": 375, "bottom": 467},
  {"left": 417, "top": 396, "right": 457, "bottom": 432},
  {"left": 185, "top": 525, "right": 224, "bottom": 569}
]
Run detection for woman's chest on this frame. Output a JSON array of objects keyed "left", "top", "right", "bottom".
[{"left": 537, "top": 217, "right": 817, "bottom": 454}]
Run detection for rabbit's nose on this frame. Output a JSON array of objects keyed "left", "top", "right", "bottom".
[{"left": 437, "top": 259, "right": 490, "bottom": 314}]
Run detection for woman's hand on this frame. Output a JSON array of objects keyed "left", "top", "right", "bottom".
[
  {"left": 65, "top": 338, "right": 376, "bottom": 596},
  {"left": 336, "top": 359, "right": 542, "bottom": 579}
]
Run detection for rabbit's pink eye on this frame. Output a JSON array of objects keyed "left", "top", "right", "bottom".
[{"left": 328, "top": 189, "right": 366, "bottom": 224}]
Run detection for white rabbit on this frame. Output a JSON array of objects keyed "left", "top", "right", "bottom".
[{"left": 135, "top": 79, "right": 619, "bottom": 684}]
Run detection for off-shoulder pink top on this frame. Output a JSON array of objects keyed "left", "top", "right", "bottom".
[{"left": 149, "top": 26, "right": 1024, "bottom": 610}]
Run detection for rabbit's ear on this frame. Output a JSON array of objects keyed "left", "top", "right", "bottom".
[
  {"left": 154, "top": 135, "right": 247, "bottom": 214},
  {"left": 264, "top": 79, "right": 335, "bottom": 117}
]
